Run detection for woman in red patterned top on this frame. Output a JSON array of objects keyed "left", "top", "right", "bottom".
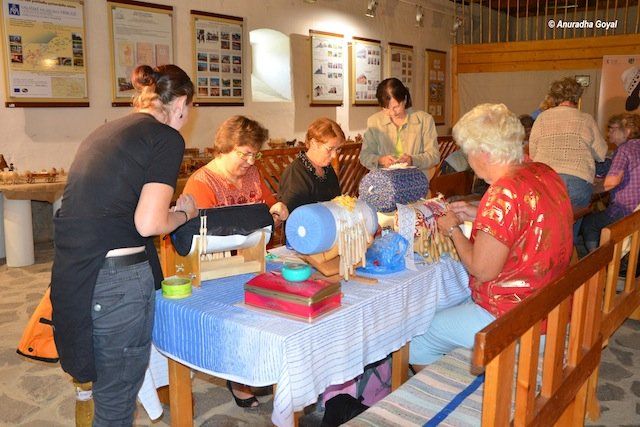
[
  {"left": 182, "top": 115, "right": 288, "bottom": 407},
  {"left": 410, "top": 103, "right": 573, "bottom": 368}
]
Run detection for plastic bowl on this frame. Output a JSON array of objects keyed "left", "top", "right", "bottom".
[
  {"left": 161, "top": 277, "right": 192, "bottom": 299},
  {"left": 281, "top": 262, "right": 312, "bottom": 282}
]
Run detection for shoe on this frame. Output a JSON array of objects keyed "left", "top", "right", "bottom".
[{"left": 226, "top": 380, "right": 259, "bottom": 408}]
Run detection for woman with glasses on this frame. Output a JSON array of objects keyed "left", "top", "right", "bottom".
[
  {"left": 359, "top": 77, "right": 439, "bottom": 177},
  {"left": 183, "top": 115, "right": 288, "bottom": 225},
  {"left": 278, "top": 117, "right": 345, "bottom": 213}
]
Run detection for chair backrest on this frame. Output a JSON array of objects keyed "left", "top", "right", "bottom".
[
  {"left": 429, "top": 170, "right": 474, "bottom": 198},
  {"left": 255, "top": 146, "right": 303, "bottom": 196},
  {"left": 599, "top": 208, "right": 640, "bottom": 341},
  {"left": 472, "top": 242, "right": 613, "bottom": 426},
  {"left": 335, "top": 143, "right": 369, "bottom": 197},
  {"left": 433, "top": 136, "right": 459, "bottom": 178}
]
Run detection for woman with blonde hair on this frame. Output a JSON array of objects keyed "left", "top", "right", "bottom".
[
  {"left": 51, "top": 64, "right": 197, "bottom": 425},
  {"left": 529, "top": 77, "right": 608, "bottom": 213},
  {"left": 409, "top": 103, "right": 573, "bottom": 367},
  {"left": 278, "top": 117, "right": 345, "bottom": 213}
]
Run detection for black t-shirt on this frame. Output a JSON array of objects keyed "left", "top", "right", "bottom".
[
  {"left": 51, "top": 113, "right": 184, "bottom": 382},
  {"left": 278, "top": 152, "right": 341, "bottom": 213}
]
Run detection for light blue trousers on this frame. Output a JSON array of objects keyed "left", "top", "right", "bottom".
[{"left": 409, "top": 298, "right": 496, "bottom": 365}]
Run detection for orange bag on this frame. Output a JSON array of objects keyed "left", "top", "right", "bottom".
[{"left": 16, "top": 287, "right": 59, "bottom": 363}]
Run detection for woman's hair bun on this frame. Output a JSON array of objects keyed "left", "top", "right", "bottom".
[{"left": 131, "top": 65, "right": 157, "bottom": 90}]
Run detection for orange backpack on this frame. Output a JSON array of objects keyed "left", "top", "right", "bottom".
[{"left": 16, "top": 287, "right": 59, "bottom": 363}]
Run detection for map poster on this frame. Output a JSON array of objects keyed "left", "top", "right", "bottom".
[
  {"left": 388, "top": 42, "right": 413, "bottom": 94},
  {"left": 350, "top": 37, "right": 381, "bottom": 106},
  {"left": 1, "top": 0, "right": 88, "bottom": 107},
  {"left": 191, "top": 10, "right": 243, "bottom": 107},
  {"left": 310, "top": 29, "right": 343, "bottom": 106},
  {"left": 108, "top": 0, "right": 173, "bottom": 106},
  {"left": 425, "top": 49, "right": 446, "bottom": 125}
]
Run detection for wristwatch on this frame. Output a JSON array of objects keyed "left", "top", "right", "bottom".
[{"left": 446, "top": 224, "right": 458, "bottom": 238}]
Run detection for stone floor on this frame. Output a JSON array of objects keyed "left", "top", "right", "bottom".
[{"left": 2, "top": 242, "right": 639, "bottom": 426}]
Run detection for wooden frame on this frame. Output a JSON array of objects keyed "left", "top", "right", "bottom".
[
  {"left": 191, "top": 10, "right": 243, "bottom": 106},
  {"left": 425, "top": 49, "right": 446, "bottom": 125},
  {"left": 350, "top": 36, "right": 381, "bottom": 105},
  {"left": 388, "top": 42, "right": 413, "bottom": 93},
  {"left": 309, "top": 30, "right": 344, "bottom": 106},
  {"left": 1, "top": 0, "right": 89, "bottom": 107},
  {"left": 107, "top": 0, "right": 174, "bottom": 107}
]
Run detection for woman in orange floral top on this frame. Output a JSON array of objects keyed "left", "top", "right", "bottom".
[
  {"left": 410, "top": 103, "right": 573, "bottom": 368},
  {"left": 182, "top": 115, "right": 288, "bottom": 407}
]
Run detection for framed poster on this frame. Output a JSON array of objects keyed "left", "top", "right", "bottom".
[
  {"left": 1, "top": 0, "right": 88, "bottom": 107},
  {"left": 350, "top": 37, "right": 381, "bottom": 105},
  {"left": 107, "top": 0, "right": 173, "bottom": 106},
  {"left": 309, "top": 29, "right": 343, "bottom": 106},
  {"left": 597, "top": 55, "right": 640, "bottom": 129},
  {"left": 388, "top": 42, "right": 413, "bottom": 92},
  {"left": 425, "top": 49, "right": 446, "bottom": 125},
  {"left": 191, "top": 10, "right": 243, "bottom": 106}
]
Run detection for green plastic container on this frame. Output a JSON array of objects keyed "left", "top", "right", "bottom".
[{"left": 161, "top": 277, "right": 192, "bottom": 299}]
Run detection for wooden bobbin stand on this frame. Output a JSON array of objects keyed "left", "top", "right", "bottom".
[{"left": 301, "top": 245, "right": 377, "bottom": 285}]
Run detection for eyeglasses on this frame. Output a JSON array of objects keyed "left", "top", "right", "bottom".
[
  {"left": 234, "top": 150, "right": 263, "bottom": 162},
  {"left": 608, "top": 125, "right": 622, "bottom": 132},
  {"left": 321, "top": 144, "right": 342, "bottom": 154}
]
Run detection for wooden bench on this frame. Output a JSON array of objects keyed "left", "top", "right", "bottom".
[
  {"left": 347, "top": 242, "right": 613, "bottom": 426},
  {"left": 586, "top": 209, "right": 640, "bottom": 419}
]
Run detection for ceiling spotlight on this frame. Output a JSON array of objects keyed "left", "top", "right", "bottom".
[
  {"left": 415, "top": 5, "right": 424, "bottom": 27},
  {"left": 303, "top": 0, "right": 317, "bottom": 3},
  {"left": 365, "top": 0, "right": 378, "bottom": 18}
]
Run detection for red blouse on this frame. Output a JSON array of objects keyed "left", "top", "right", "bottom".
[
  {"left": 183, "top": 165, "right": 276, "bottom": 208},
  {"left": 470, "top": 162, "right": 573, "bottom": 317}
]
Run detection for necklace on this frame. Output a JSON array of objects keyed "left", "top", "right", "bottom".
[{"left": 298, "top": 151, "right": 328, "bottom": 182}]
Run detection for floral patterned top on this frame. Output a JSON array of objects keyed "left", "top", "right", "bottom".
[
  {"left": 470, "top": 162, "right": 573, "bottom": 317},
  {"left": 183, "top": 165, "right": 276, "bottom": 208}
]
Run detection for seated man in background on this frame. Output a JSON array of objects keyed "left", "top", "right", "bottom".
[{"left": 582, "top": 113, "right": 640, "bottom": 252}]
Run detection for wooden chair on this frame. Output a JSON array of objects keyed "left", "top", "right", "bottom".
[
  {"left": 429, "top": 169, "right": 474, "bottom": 198},
  {"left": 334, "top": 143, "right": 369, "bottom": 197},
  {"left": 586, "top": 209, "right": 640, "bottom": 419},
  {"left": 433, "top": 136, "right": 459, "bottom": 179},
  {"left": 347, "top": 242, "right": 613, "bottom": 426}
]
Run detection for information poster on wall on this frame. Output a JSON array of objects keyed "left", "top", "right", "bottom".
[
  {"left": 1, "top": 0, "right": 88, "bottom": 107},
  {"left": 310, "top": 29, "right": 344, "bottom": 106},
  {"left": 107, "top": 0, "right": 173, "bottom": 106},
  {"left": 192, "top": 10, "right": 243, "bottom": 106},
  {"left": 350, "top": 37, "right": 381, "bottom": 105},
  {"left": 425, "top": 49, "right": 446, "bottom": 125},
  {"left": 597, "top": 55, "right": 640, "bottom": 129},
  {"left": 388, "top": 42, "right": 413, "bottom": 92}
]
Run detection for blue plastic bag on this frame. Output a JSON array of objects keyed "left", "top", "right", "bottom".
[{"left": 357, "top": 232, "right": 408, "bottom": 275}]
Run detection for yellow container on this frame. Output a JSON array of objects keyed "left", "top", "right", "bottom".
[{"left": 161, "top": 277, "right": 192, "bottom": 299}]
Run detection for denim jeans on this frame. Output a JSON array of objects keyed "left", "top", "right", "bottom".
[
  {"left": 559, "top": 173, "right": 593, "bottom": 240},
  {"left": 91, "top": 260, "right": 155, "bottom": 427},
  {"left": 409, "top": 298, "right": 496, "bottom": 365},
  {"left": 581, "top": 210, "right": 619, "bottom": 252}
]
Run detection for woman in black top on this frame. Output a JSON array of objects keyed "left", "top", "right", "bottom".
[
  {"left": 278, "top": 117, "right": 345, "bottom": 213},
  {"left": 51, "top": 64, "right": 197, "bottom": 425}
]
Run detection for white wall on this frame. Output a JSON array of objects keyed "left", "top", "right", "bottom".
[{"left": 0, "top": 0, "right": 455, "bottom": 170}]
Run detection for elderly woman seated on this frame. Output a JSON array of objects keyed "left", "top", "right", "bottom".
[
  {"left": 182, "top": 115, "right": 289, "bottom": 407},
  {"left": 409, "top": 103, "right": 574, "bottom": 368}
]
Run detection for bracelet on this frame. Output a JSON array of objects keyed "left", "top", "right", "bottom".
[
  {"left": 176, "top": 210, "right": 189, "bottom": 224},
  {"left": 446, "top": 224, "right": 459, "bottom": 238}
]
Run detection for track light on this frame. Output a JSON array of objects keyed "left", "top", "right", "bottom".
[
  {"left": 365, "top": 0, "right": 378, "bottom": 18},
  {"left": 415, "top": 5, "right": 424, "bottom": 27}
]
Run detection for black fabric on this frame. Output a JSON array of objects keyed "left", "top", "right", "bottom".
[
  {"left": 278, "top": 153, "right": 341, "bottom": 213},
  {"left": 51, "top": 113, "right": 184, "bottom": 382},
  {"left": 170, "top": 203, "right": 274, "bottom": 256},
  {"left": 321, "top": 394, "right": 369, "bottom": 427}
]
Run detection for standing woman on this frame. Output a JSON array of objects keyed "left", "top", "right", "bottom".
[
  {"left": 359, "top": 77, "right": 439, "bottom": 176},
  {"left": 51, "top": 64, "right": 197, "bottom": 425},
  {"left": 278, "top": 117, "right": 345, "bottom": 213},
  {"left": 529, "top": 77, "right": 608, "bottom": 211}
]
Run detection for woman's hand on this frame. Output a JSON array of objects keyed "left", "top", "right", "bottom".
[
  {"left": 174, "top": 194, "right": 198, "bottom": 221},
  {"left": 448, "top": 201, "right": 478, "bottom": 222},
  {"left": 397, "top": 154, "right": 413, "bottom": 165},
  {"left": 436, "top": 210, "right": 461, "bottom": 236},
  {"left": 270, "top": 202, "right": 289, "bottom": 226},
  {"left": 378, "top": 155, "right": 398, "bottom": 168}
]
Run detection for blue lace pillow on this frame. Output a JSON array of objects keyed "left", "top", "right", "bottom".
[{"left": 359, "top": 168, "right": 429, "bottom": 212}]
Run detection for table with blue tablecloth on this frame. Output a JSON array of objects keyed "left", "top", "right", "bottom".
[{"left": 152, "top": 256, "right": 469, "bottom": 427}]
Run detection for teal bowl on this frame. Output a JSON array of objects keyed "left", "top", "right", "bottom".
[{"left": 281, "top": 262, "right": 312, "bottom": 282}]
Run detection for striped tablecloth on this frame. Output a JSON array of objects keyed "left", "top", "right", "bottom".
[{"left": 152, "top": 256, "right": 469, "bottom": 427}]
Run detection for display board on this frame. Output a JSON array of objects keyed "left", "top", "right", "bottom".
[
  {"left": 191, "top": 10, "right": 243, "bottom": 106},
  {"left": 388, "top": 42, "right": 413, "bottom": 92},
  {"left": 425, "top": 49, "right": 446, "bottom": 125},
  {"left": 107, "top": 0, "right": 173, "bottom": 106},
  {"left": 350, "top": 36, "right": 381, "bottom": 105},
  {"left": 309, "top": 29, "right": 344, "bottom": 106},
  {"left": 1, "top": 0, "right": 88, "bottom": 107}
]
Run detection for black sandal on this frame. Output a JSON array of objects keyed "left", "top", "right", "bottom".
[{"left": 226, "top": 380, "right": 259, "bottom": 408}]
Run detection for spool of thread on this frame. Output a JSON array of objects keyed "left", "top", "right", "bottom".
[{"left": 161, "top": 277, "right": 192, "bottom": 299}]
